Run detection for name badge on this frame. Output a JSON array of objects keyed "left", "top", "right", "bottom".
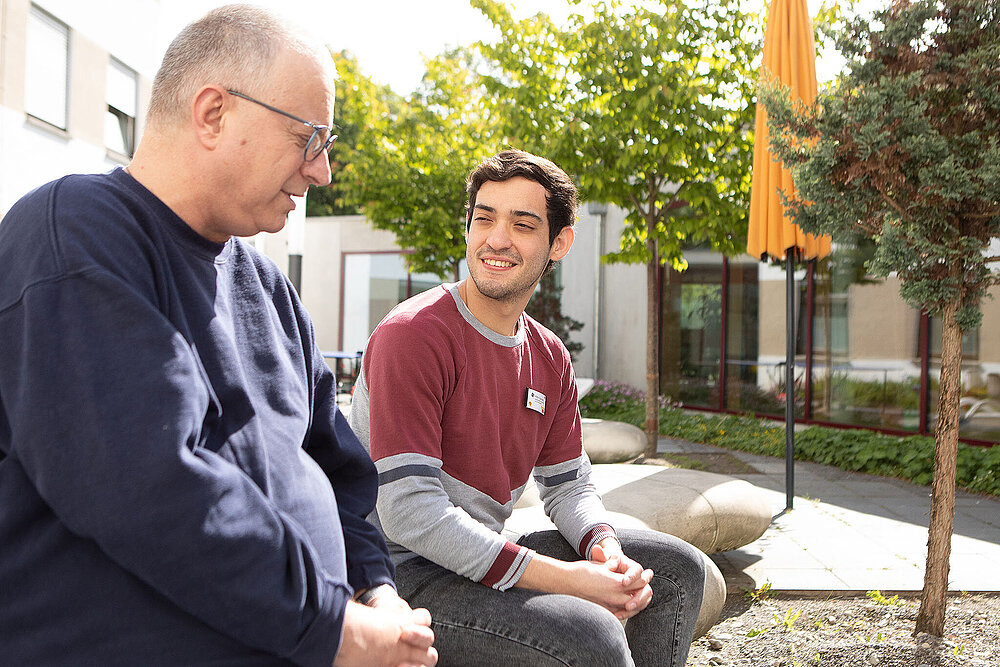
[{"left": 526, "top": 388, "right": 546, "bottom": 415}]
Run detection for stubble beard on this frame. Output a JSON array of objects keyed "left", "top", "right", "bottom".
[{"left": 469, "top": 250, "right": 545, "bottom": 304}]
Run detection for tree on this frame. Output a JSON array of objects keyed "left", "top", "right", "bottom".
[
  {"left": 475, "top": 0, "right": 760, "bottom": 455},
  {"left": 330, "top": 49, "right": 585, "bottom": 353},
  {"left": 526, "top": 271, "right": 585, "bottom": 361},
  {"left": 336, "top": 48, "right": 502, "bottom": 280},
  {"left": 762, "top": 0, "right": 1000, "bottom": 636},
  {"left": 306, "top": 51, "right": 396, "bottom": 217}
]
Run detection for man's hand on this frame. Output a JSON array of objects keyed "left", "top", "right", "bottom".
[
  {"left": 367, "top": 588, "right": 419, "bottom": 616},
  {"left": 334, "top": 599, "right": 437, "bottom": 667},
  {"left": 516, "top": 545, "right": 653, "bottom": 620},
  {"left": 591, "top": 537, "right": 654, "bottom": 619}
]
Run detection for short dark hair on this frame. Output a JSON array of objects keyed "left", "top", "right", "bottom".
[{"left": 465, "top": 150, "right": 579, "bottom": 257}]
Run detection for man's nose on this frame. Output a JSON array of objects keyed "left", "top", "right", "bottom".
[
  {"left": 486, "top": 222, "right": 513, "bottom": 249},
  {"left": 302, "top": 152, "right": 332, "bottom": 187}
]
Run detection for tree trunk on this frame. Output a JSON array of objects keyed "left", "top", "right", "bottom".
[
  {"left": 644, "top": 236, "right": 659, "bottom": 458},
  {"left": 915, "top": 297, "right": 963, "bottom": 636}
]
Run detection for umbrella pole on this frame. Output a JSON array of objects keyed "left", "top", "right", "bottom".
[{"left": 785, "top": 253, "right": 795, "bottom": 511}]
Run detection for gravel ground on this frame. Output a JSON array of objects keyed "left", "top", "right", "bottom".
[{"left": 686, "top": 591, "right": 1000, "bottom": 667}]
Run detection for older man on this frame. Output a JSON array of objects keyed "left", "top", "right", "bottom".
[{"left": 0, "top": 6, "right": 434, "bottom": 667}]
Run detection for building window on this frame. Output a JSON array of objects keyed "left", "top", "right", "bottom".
[
  {"left": 340, "top": 253, "right": 465, "bottom": 354},
  {"left": 25, "top": 5, "right": 70, "bottom": 130},
  {"left": 341, "top": 253, "right": 442, "bottom": 354},
  {"left": 105, "top": 59, "right": 138, "bottom": 157},
  {"left": 929, "top": 317, "right": 979, "bottom": 360}
]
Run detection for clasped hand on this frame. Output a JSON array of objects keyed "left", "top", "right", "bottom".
[
  {"left": 334, "top": 591, "right": 437, "bottom": 667},
  {"left": 581, "top": 538, "right": 654, "bottom": 620}
]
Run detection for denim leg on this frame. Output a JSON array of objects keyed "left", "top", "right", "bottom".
[
  {"left": 517, "top": 528, "right": 706, "bottom": 667},
  {"left": 394, "top": 554, "right": 633, "bottom": 667}
]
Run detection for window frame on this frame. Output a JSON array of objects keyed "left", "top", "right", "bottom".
[
  {"left": 25, "top": 4, "right": 71, "bottom": 132},
  {"left": 105, "top": 57, "right": 139, "bottom": 158}
]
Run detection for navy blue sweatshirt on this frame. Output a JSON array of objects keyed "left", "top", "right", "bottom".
[{"left": 0, "top": 169, "right": 393, "bottom": 666}]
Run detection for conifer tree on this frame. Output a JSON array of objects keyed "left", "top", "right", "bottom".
[{"left": 762, "top": 0, "right": 1000, "bottom": 635}]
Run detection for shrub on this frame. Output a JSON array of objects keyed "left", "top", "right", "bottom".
[{"left": 578, "top": 381, "right": 1000, "bottom": 496}]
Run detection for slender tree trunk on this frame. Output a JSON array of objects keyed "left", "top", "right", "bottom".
[
  {"left": 645, "top": 236, "right": 659, "bottom": 458},
  {"left": 915, "top": 297, "right": 963, "bottom": 636}
]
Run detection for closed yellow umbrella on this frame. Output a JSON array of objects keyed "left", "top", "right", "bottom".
[
  {"left": 748, "top": 0, "right": 830, "bottom": 261},
  {"left": 748, "top": 0, "right": 830, "bottom": 511}
]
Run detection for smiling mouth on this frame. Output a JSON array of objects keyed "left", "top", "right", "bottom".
[{"left": 482, "top": 258, "right": 516, "bottom": 269}]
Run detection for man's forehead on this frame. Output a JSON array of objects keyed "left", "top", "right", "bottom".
[{"left": 476, "top": 177, "right": 548, "bottom": 215}]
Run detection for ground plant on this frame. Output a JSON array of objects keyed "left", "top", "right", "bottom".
[
  {"left": 686, "top": 591, "right": 1000, "bottom": 666},
  {"left": 578, "top": 381, "right": 1000, "bottom": 497}
]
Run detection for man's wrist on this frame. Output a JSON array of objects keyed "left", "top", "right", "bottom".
[{"left": 356, "top": 583, "right": 394, "bottom": 606}]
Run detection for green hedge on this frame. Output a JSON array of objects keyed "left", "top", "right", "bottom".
[{"left": 579, "top": 381, "right": 1000, "bottom": 497}]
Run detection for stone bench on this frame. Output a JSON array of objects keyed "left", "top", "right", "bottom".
[{"left": 506, "top": 461, "right": 771, "bottom": 637}]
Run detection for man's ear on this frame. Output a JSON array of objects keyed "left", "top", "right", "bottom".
[
  {"left": 190, "top": 85, "right": 228, "bottom": 150},
  {"left": 548, "top": 225, "right": 575, "bottom": 262}
]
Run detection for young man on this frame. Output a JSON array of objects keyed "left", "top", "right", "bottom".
[
  {"left": 0, "top": 6, "right": 435, "bottom": 667},
  {"left": 350, "top": 150, "right": 705, "bottom": 666}
]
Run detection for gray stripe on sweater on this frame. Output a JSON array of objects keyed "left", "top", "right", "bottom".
[
  {"left": 378, "top": 464, "right": 441, "bottom": 485},
  {"left": 534, "top": 469, "right": 579, "bottom": 487}
]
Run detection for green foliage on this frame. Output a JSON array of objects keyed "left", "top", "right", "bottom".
[
  {"left": 525, "top": 271, "right": 584, "bottom": 360},
  {"left": 578, "top": 381, "right": 1000, "bottom": 495},
  {"left": 776, "top": 608, "right": 802, "bottom": 632},
  {"left": 578, "top": 380, "right": 649, "bottom": 424},
  {"left": 475, "top": 0, "right": 761, "bottom": 269},
  {"left": 744, "top": 580, "right": 774, "bottom": 604},
  {"left": 306, "top": 51, "right": 387, "bottom": 217},
  {"left": 761, "top": 0, "right": 1000, "bottom": 326},
  {"left": 866, "top": 590, "right": 903, "bottom": 606},
  {"left": 333, "top": 48, "right": 504, "bottom": 280}
]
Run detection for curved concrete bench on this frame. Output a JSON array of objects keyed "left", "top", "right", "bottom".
[
  {"left": 582, "top": 418, "right": 646, "bottom": 463},
  {"left": 512, "top": 465, "right": 770, "bottom": 555},
  {"left": 590, "top": 465, "right": 772, "bottom": 554}
]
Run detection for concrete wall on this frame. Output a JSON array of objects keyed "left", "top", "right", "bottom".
[
  {"left": 253, "top": 215, "right": 402, "bottom": 353},
  {"left": 563, "top": 205, "right": 647, "bottom": 389},
  {"left": 848, "top": 277, "right": 919, "bottom": 360}
]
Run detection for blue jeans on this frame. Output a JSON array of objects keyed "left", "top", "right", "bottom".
[{"left": 393, "top": 528, "right": 706, "bottom": 667}]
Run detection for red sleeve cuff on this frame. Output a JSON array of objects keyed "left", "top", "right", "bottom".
[
  {"left": 579, "top": 524, "right": 618, "bottom": 559},
  {"left": 480, "top": 541, "right": 533, "bottom": 590}
]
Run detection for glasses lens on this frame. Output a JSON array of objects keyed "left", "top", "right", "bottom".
[{"left": 307, "top": 128, "right": 333, "bottom": 160}]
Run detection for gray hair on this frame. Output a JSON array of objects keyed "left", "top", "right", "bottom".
[{"left": 148, "top": 4, "right": 324, "bottom": 125}]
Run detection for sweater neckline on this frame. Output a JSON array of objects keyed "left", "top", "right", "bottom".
[
  {"left": 446, "top": 283, "right": 525, "bottom": 348},
  {"left": 113, "top": 167, "right": 233, "bottom": 264}
]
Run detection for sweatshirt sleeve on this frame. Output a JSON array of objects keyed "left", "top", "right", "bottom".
[
  {"left": 0, "top": 268, "right": 347, "bottom": 667},
  {"left": 533, "top": 349, "right": 617, "bottom": 559},
  {"left": 362, "top": 317, "right": 533, "bottom": 590},
  {"left": 303, "top": 334, "right": 395, "bottom": 593}
]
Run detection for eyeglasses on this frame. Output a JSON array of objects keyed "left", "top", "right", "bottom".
[{"left": 226, "top": 89, "right": 337, "bottom": 162}]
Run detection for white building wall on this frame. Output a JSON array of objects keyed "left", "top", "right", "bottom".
[
  {"left": 560, "top": 204, "right": 646, "bottom": 390},
  {"left": 556, "top": 207, "right": 598, "bottom": 378},
  {"left": 0, "top": 0, "right": 157, "bottom": 217}
]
